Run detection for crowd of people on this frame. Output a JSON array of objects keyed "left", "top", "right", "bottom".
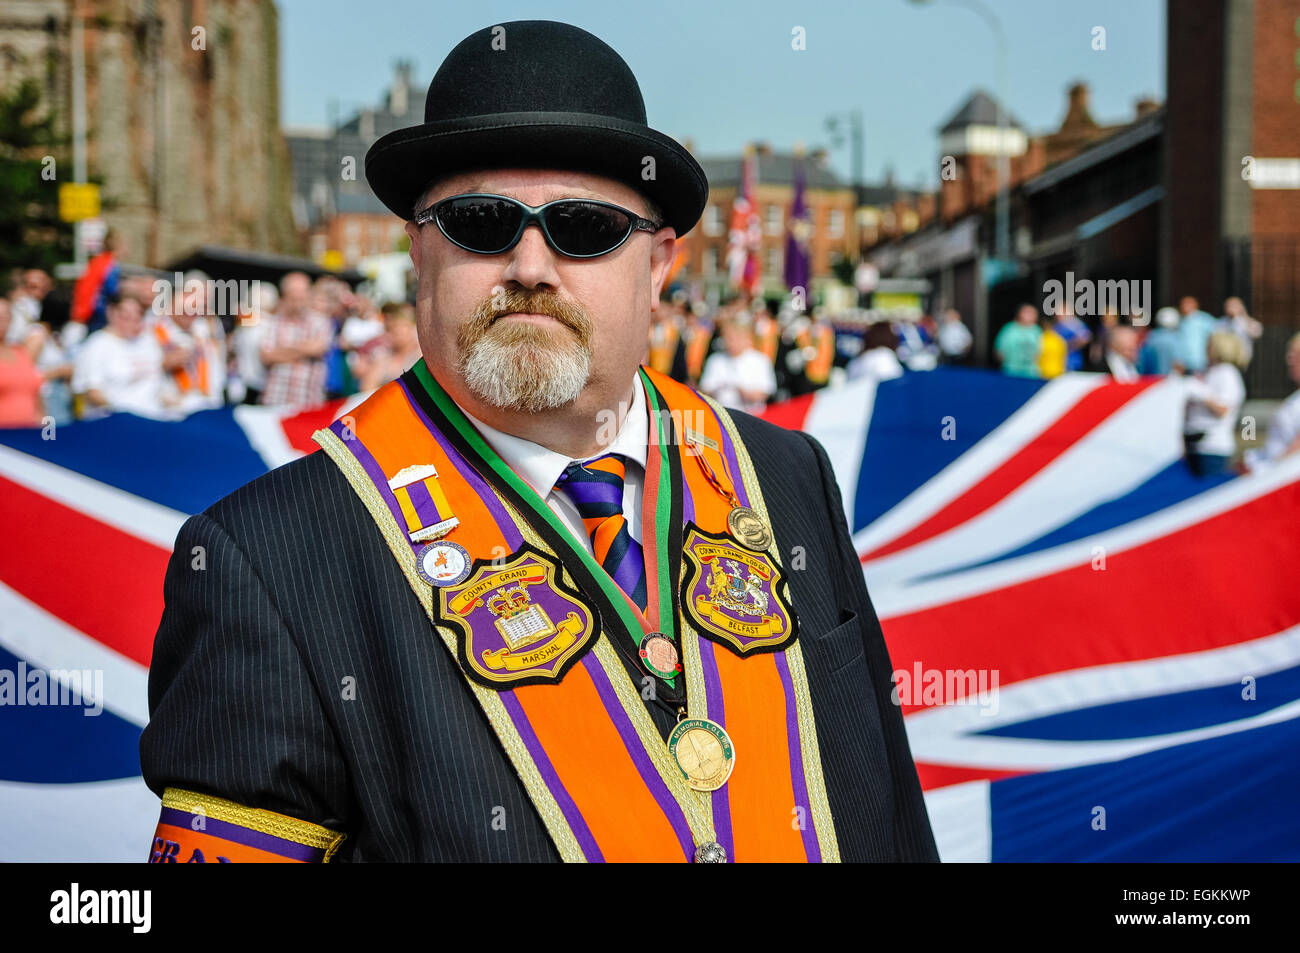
[
  {"left": 0, "top": 262, "right": 421, "bottom": 428},
  {"left": 3, "top": 261, "right": 1298, "bottom": 478},
  {"left": 986, "top": 292, "right": 1295, "bottom": 476}
]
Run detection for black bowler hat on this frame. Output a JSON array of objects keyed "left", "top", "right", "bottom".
[{"left": 365, "top": 20, "right": 708, "bottom": 234}]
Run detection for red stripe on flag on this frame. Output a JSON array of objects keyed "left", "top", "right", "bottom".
[
  {"left": 760, "top": 391, "right": 815, "bottom": 431},
  {"left": 0, "top": 474, "right": 168, "bottom": 667},
  {"left": 914, "top": 762, "right": 1030, "bottom": 791},
  {"left": 279, "top": 399, "right": 347, "bottom": 455},
  {"left": 881, "top": 475, "right": 1300, "bottom": 713},
  {"left": 863, "top": 379, "right": 1157, "bottom": 561}
]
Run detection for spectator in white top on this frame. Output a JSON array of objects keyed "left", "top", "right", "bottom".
[
  {"left": 847, "top": 321, "right": 904, "bottom": 382},
  {"left": 231, "top": 282, "right": 277, "bottom": 405},
  {"left": 1183, "top": 331, "right": 1247, "bottom": 477},
  {"left": 1105, "top": 325, "right": 1141, "bottom": 382},
  {"left": 71, "top": 292, "right": 176, "bottom": 419},
  {"left": 1218, "top": 296, "right": 1262, "bottom": 367},
  {"left": 154, "top": 279, "right": 227, "bottom": 413},
  {"left": 1242, "top": 331, "right": 1300, "bottom": 474},
  {"left": 6, "top": 269, "right": 52, "bottom": 344},
  {"left": 698, "top": 316, "right": 776, "bottom": 414},
  {"left": 937, "top": 308, "right": 973, "bottom": 364}
]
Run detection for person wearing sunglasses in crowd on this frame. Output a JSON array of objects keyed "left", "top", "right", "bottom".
[{"left": 141, "top": 20, "right": 936, "bottom": 865}]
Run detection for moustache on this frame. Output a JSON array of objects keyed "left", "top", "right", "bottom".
[{"left": 462, "top": 289, "right": 594, "bottom": 345}]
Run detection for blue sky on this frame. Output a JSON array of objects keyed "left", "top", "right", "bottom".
[{"left": 279, "top": 0, "right": 1165, "bottom": 189}]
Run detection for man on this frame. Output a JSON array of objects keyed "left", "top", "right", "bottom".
[
  {"left": 1138, "top": 306, "right": 1184, "bottom": 376},
  {"left": 141, "top": 20, "right": 936, "bottom": 864},
  {"left": 70, "top": 292, "right": 173, "bottom": 418},
  {"left": 1176, "top": 295, "right": 1218, "bottom": 374},
  {"left": 153, "top": 275, "right": 228, "bottom": 413},
  {"left": 699, "top": 315, "right": 778, "bottom": 414},
  {"left": 6, "top": 269, "right": 52, "bottom": 345},
  {"left": 1218, "top": 296, "right": 1262, "bottom": 368},
  {"left": 994, "top": 304, "right": 1043, "bottom": 379},
  {"left": 1241, "top": 332, "right": 1300, "bottom": 473},
  {"left": 1050, "top": 302, "right": 1092, "bottom": 372},
  {"left": 258, "top": 271, "right": 333, "bottom": 406},
  {"left": 68, "top": 229, "right": 124, "bottom": 340},
  {"left": 936, "top": 308, "right": 972, "bottom": 364},
  {"left": 1105, "top": 325, "right": 1141, "bottom": 382}
]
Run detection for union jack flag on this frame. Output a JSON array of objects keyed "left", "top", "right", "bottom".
[{"left": 2, "top": 368, "right": 1296, "bottom": 861}]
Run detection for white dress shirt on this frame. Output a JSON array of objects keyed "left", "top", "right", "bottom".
[{"left": 457, "top": 376, "right": 649, "bottom": 554}]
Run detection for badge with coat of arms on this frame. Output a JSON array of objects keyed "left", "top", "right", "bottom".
[
  {"left": 680, "top": 525, "right": 797, "bottom": 656},
  {"left": 438, "top": 545, "right": 601, "bottom": 688}
]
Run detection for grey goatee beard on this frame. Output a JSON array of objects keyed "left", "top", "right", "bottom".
[{"left": 456, "top": 288, "right": 594, "bottom": 413}]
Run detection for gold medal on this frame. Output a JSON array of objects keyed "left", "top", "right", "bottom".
[
  {"left": 668, "top": 717, "right": 735, "bottom": 792},
  {"left": 727, "top": 505, "right": 772, "bottom": 552}
]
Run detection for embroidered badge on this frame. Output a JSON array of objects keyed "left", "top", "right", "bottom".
[
  {"left": 680, "top": 525, "right": 798, "bottom": 656},
  {"left": 438, "top": 545, "right": 601, "bottom": 688}
]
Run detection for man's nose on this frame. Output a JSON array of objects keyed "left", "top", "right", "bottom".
[{"left": 500, "top": 222, "right": 561, "bottom": 289}]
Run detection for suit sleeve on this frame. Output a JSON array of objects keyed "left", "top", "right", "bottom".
[
  {"left": 799, "top": 431, "right": 941, "bottom": 862},
  {"left": 139, "top": 510, "right": 351, "bottom": 861}
]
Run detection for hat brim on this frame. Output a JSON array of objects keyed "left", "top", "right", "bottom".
[{"left": 364, "top": 111, "right": 708, "bottom": 235}]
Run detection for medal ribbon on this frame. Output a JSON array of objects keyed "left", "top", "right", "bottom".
[
  {"left": 412, "top": 359, "right": 681, "bottom": 688},
  {"left": 390, "top": 468, "right": 459, "bottom": 542}
]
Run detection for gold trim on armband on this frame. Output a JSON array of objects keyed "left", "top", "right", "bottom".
[{"left": 161, "top": 787, "right": 347, "bottom": 861}]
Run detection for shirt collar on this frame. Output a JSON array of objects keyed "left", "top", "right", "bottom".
[{"left": 457, "top": 375, "right": 649, "bottom": 497}]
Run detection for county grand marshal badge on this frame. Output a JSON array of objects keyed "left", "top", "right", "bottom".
[
  {"left": 438, "top": 545, "right": 601, "bottom": 688},
  {"left": 680, "top": 524, "right": 798, "bottom": 656}
]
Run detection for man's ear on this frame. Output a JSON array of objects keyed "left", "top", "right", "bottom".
[
  {"left": 405, "top": 221, "right": 423, "bottom": 275},
  {"left": 648, "top": 228, "right": 678, "bottom": 314}
]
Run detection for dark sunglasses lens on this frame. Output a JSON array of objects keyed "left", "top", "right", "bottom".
[
  {"left": 436, "top": 197, "right": 523, "bottom": 252},
  {"left": 544, "top": 202, "right": 633, "bottom": 256}
]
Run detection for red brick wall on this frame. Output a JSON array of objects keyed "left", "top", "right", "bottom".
[{"left": 1251, "top": 0, "right": 1300, "bottom": 236}]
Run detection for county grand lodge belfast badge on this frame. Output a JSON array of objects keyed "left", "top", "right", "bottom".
[
  {"left": 438, "top": 546, "right": 600, "bottom": 688},
  {"left": 681, "top": 526, "right": 797, "bottom": 655}
]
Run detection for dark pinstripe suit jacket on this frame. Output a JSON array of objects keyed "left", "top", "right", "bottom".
[{"left": 140, "top": 410, "right": 939, "bottom": 862}]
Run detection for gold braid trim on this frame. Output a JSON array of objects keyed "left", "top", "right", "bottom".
[
  {"left": 702, "top": 395, "right": 843, "bottom": 863},
  {"left": 313, "top": 427, "right": 587, "bottom": 863},
  {"left": 161, "top": 787, "right": 346, "bottom": 861}
]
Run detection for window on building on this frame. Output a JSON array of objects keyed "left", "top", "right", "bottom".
[
  {"left": 703, "top": 205, "right": 722, "bottom": 236},
  {"left": 766, "top": 204, "right": 783, "bottom": 235},
  {"left": 766, "top": 246, "right": 782, "bottom": 275},
  {"left": 704, "top": 248, "right": 718, "bottom": 277},
  {"left": 828, "top": 209, "right": 844, "bottom": 238}
]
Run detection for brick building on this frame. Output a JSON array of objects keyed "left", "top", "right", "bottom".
[
  {"left": 1164, "top": 0, "right": 1300, "bottom": 386},
  {"left": 0, "top": 0, "right": 298, "bottom": 267},
  {"left": 680, "top": 143, "right": 858, "bottom": 298},
  {"left": 286, "top": 59, "right": 421, "bottom": 266}
]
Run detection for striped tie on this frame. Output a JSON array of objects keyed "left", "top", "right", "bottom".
[{"left": 554, "top": 453, "right": 648, "bottom": 611}]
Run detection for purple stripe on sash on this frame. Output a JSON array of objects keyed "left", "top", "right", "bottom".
[
  {"left": 699, "top": 401, "right": 751, "bottom": 508},
  {"left": 773, "top": 650, "right": 821, "bottom": 862},
  {"left": 405, "top": 479, "right": 440, "bottom": 527},
  {"left": 582, "top": 655, "right": 696, "bottom": 862},
  {"left": 496, "top": 691, "right": 604, "bottom": 863},
  {"left": 698, "top": 640, "right": 734, "bottom": 861},
  {"left": 330, "top": 419, "right": 409, "bottom": 535},
  {"left": 397, "top": 379, "right": 523, "bottom": 550},
  {"left": 158, "top": 807, "right": 326, "bottom": 861}
]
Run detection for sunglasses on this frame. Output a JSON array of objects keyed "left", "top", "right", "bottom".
[{"left": 413, "top": 193, "right": 662, "bottom": 258}]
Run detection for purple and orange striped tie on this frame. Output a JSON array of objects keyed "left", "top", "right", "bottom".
[{"left": 554, "top": 453, "right": 648, "bottom": 611}]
